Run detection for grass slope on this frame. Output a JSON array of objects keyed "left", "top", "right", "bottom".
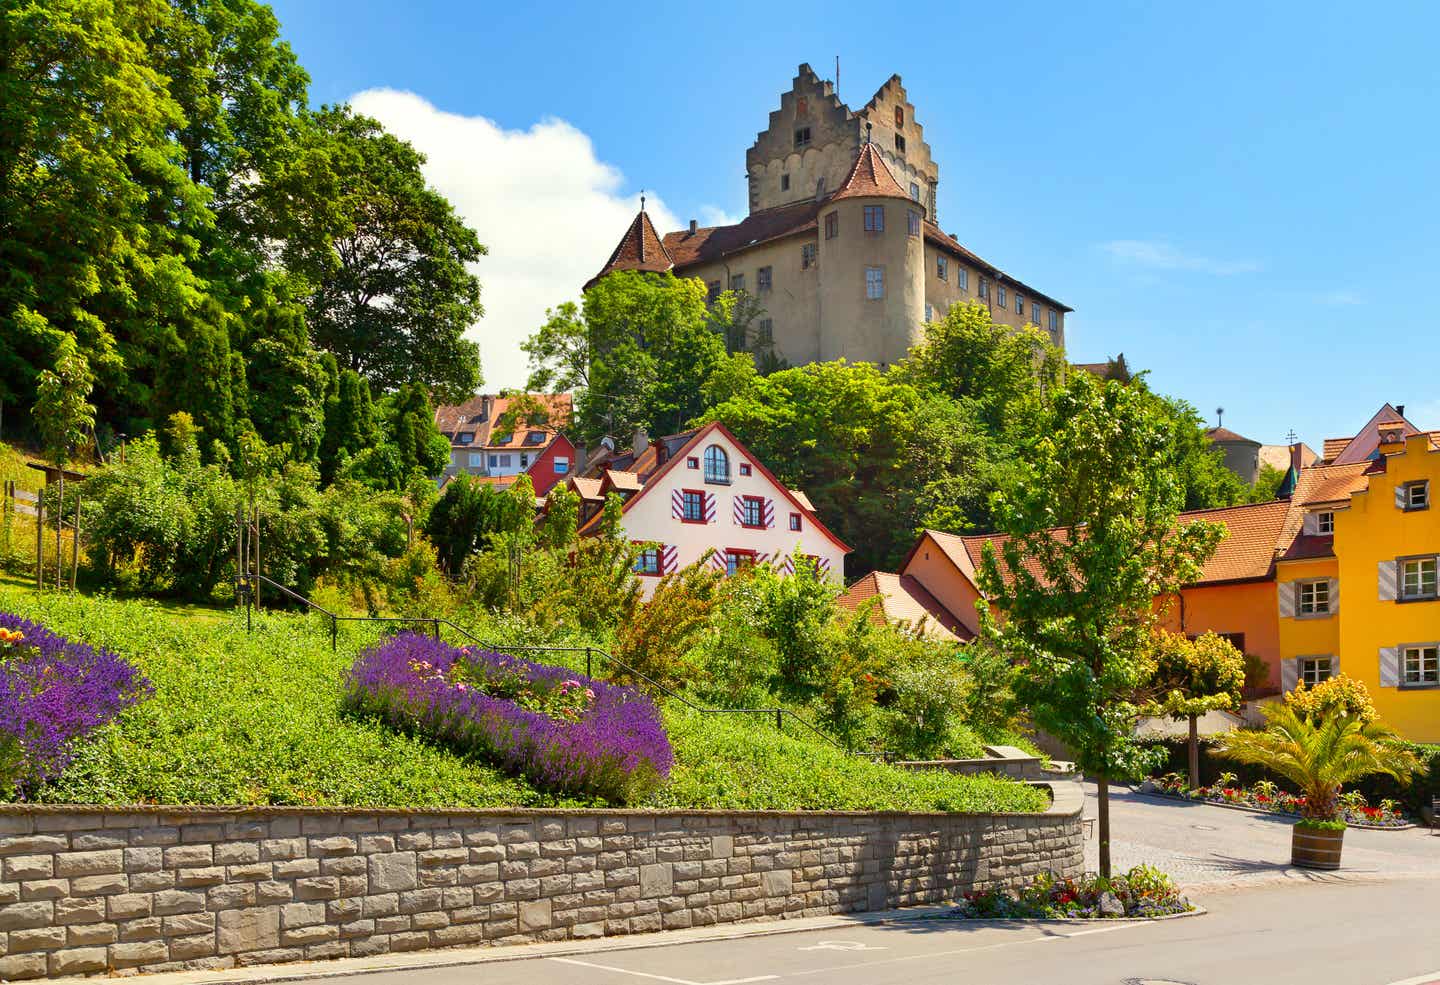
[{"left": 0, "top": 587, "right": 1047, "bottom": 813}]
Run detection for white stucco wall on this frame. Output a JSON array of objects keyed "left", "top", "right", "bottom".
[{"left": 618, "top": 430, "right": 847, "bottom": 597}]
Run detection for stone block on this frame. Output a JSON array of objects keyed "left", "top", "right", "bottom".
[
  {"left": 68, "top": 921, "right": 119, "bottom": 946},
  {"left": 235, "top": 946, "right": 303, "bottom": 966},
  {"left": 273, "top": 859, "right": 320, "bottom": 879},
  {"left": 217, "top": 907, "right": 280, "bottom": 954},
  {"left": 260, "top": 838, "right": 306, "bottom": 861},
  {"left": 0, "top": 901, "right": 51, "bottom": 931},
  {"left": 0, "top": 952, "right": 48, "bottom": 980},
  {"left": 72, "top": 872, "right": 129, "bottom": 896},
  {"left": 398, "top": 888, "right": 442, "bottom": 914},
  {"left": 281, "top": 923, "right": 338, "bottom": 946},
  {"left": 256, "top": 880, "right": 293, "bottom": 904},
  {"left": 170, "top": 932, "right": 218, "bottom": 960},
  {"left": 111, "top": 940, "right": 169, "bottom": 968},
  {"left": 54, "top": 850, "right": 122, "bottom": 877},
  {"left": 154, "top": 889, "right": 207, "bottom": 915},
  {"left": 8, "top": 926, "right": 65, "bottom": 952},
  {"left": 163, "top": 912, "right": 215, "bottom": 937},
  {"left": 54, "top": 896, "right": 106, "bottom": 924},
  {"left": 130, "top": 870, "right": 175, "bottom": 892},
  {"left": 432, "top": 923, "right": 486, "bottom": 946},
  {"left": 3, "top": 857, "right": 52, "bottom": 882},
  {"left": 762, "top": 869, "right": 793, "bottom": 898},
  {"left": 411, "top": 911, "right": 449, "bottom": 931},
  {"left": 369, "top": 852, "right": 417, "bottom": 892},
  {"left": 163, "top": 844, "right": 213, "bottom": 868},
  {"left": 294, "top": 876, "right": 340, "bottom": 900},
  {"left": 130, "top": 826, "right": 180, "bottom": 847},
  {"left": 49, "top": 946, "right": 108, "bottom": 976},
  {"left": 207, "top": 883, "right": 257, "bottom": 909},
  {"left": 310, "top": 836, "right": 356, "bottom": 857},
  {"left": 362, "top": 894, "right": 398, "bottom": 918},
  {"left": 119, "top": 917, "right": 163, "bottom": 941},
  {"left": 20, "top": 879, "right": 68, "bottom": 901},
  {"left": 227, "top": 863, "right": 272, "bottom": 882},
  {"left": 215, "top": 842, "right": 260, "bottom": 865},
  {"left": 0, "top": 835, "right": 67, "bottom": 855},
  {"left": 281, "top": 902, "right": 326, "bottom": 928}
]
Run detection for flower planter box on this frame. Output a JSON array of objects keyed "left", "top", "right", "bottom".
[{"left": 1292, "top": 824, "right": 1344, "bottom": 869}]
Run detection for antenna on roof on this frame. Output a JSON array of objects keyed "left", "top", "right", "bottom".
[
  {"left": 836, "top": 55, "right": 840, "bottom": 98},
  {"left": 639, "top": 190, "right": 646, "bottom": 213},
  {"left": 1216, "top": 407, "right": 1224, "bottom": 428}
]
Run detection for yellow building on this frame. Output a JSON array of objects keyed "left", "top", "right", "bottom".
[{"left": 1275, "top": 410, "right": 1440, "bottom": 742}]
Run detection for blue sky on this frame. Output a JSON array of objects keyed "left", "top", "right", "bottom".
[{"left": 270, "top": 0, "right": 1440, "bottom": 449}]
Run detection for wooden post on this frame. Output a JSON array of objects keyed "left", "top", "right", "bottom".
[
  {"left": 235, "top": 506, "right": 244, "bottom": 608},
  {"left": 253, "top": 505, "right": 261, "bottom": 609},
  {"left": 70, "top": 495, "right": 81, "bottom": 591},
  {"left": 35, "top": 495, "right": 43, "bottom": 589},
  {"left": 55, "top": 473, "right": 65, "bottom": 590}
]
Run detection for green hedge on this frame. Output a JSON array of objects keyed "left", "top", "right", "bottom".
[{"left": 1138, "top": 736, "right": 1440, "bottom": 816}]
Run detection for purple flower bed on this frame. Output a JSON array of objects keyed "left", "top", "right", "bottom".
[
  {"left": 343, "top": 633, "right": 672, "bottom": 804},
  {"left": 0, "top": 613, "right": 152, "bottom": 798}
]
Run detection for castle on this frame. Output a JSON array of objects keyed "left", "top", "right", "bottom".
[{"left": 588, "top": 64, "right": 1071, "bottom": 368}]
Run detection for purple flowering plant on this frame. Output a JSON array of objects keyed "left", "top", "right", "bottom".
[
  {"left": 343, "top": 633, "right": 672, "bottom": 804},
  {"left": 0, "top": 612, "right": 153, "bottom": 798}
]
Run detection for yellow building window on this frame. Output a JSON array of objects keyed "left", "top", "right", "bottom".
[
  {"left": 1401, "top": 556, "right": 1438, "bottom": 600},
  {"left": 1403, "top": 645, "right": 1439, "bottom": 687}
]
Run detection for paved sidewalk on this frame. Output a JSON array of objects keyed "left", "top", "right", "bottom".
[{"left": 1083, "top": 782, "right": 1440, "bottom": 888}]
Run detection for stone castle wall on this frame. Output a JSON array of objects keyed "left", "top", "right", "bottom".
[{"left": 0, "top": 784, "right": 1083, "bottom": 979}]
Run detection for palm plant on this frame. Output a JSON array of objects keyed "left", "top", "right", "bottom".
[{"left": 1216, "top": 703, "right": 1419, "bottom": 822}]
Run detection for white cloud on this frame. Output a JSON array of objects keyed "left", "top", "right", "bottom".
[
  {"left": 1099, "top": 239, "right": 1262, "bottom": 276},
  {"left": 349, "top": 88, "right": 690, "bottom": 392},
  {"left": 697, "top": 205, "right": 743, "bottom": 228}
]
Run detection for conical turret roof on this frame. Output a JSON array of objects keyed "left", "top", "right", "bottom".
[
  {"left": 830, "top": 141, "right": 910, "bottom": 203},
  {"left": 585, "top": 207, "right": 674, "bottom": 289}
]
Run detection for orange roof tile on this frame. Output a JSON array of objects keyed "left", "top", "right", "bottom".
[
  {"left": 434, "top": 393, "right": 572, "bottom": 450},
  {"left": 830, "top": 141, "right": 910, "bottom": 202},
  {"left": 1178, "top": 500, "right": 1291, "bottom": 584},
  {"left": 569, "top": 476, "right": 604, "bottom": 502},
  {"left": 585, "top": 209, "right": 673, "bottom": 289},
  {"left": 662, "top": 200, "right": 820, "bottom": 269},
  {"left": 838, "top": 571, "right": 971, "bottom": 642},
  {"left": 1206, "top": 426, "right": 1257, "bottom": 444}
]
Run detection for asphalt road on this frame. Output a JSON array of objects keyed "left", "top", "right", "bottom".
[{"left": 284, "top": 878, "right": 1440, "bottom": 985}]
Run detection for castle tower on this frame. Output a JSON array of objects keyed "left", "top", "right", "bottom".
[{"left": 817, "top": 140, "right": 925, "bottom": 366}]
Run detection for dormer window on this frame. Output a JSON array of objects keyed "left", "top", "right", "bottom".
[
  {"left": 704, "top": 445, "right": 731, "bottom": 484},
  {"left": 458, "top": 432, "right": 474, "bottom": 445},
  {"left": 1316, "top": 511, "right": 1334, "bottom": 535}
]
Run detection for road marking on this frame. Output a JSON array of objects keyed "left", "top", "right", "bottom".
[
  {"left": 548, "top": 956, "right": 779, "bottom": 985},
  {"left": 797, "top": 940, "right": 887, "bottom": 952},
  {"left": 787, "top": 920, "right": 1157, "bottom": 977}
]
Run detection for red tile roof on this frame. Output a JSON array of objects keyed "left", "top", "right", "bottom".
[
  {"left": 838, "top": 571, "right": 971, "bottom": 642},
  {"left": 434, "top": 393, "right": 572, "bottom": 451},
  {"left": 830, "top": 141, "right": 910, "bottom": 202},
  {"left": 662, "top": 200, "right": 821, "bottom": 269},
  {"left": 585, "top": 209, "right": 673, "bottom": 289},
  {"left": 1206, "top": 426, "right": 1257, "bottom": 444},
  {"left": 1177, "top": 500, "right": 1291, "bottom": 584}
]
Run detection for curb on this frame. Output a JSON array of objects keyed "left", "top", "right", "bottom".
[{"left": 921, "top": 903, "right": 1206, "bottom": 925}]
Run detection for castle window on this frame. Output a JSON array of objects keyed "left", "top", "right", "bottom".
[
  {"left": 757, "top": 266, "right": 772, "bottom": 292},
  {"left": 1032, "top": 301, "right": 1041, "bottom": 323},
  {"left": 780, "top": 174, "right": 790, "bottom": 192},
  {"left": 1048, "top": 309, "right": 1059, "bottom": 332},
  {"left": 998, "top": 285, "right": 1008, "bottom": 307},
  {"left": 895, "top": 106, "right": 904, "bottom": 128},
  {"left": 907, "top": 210, "right": 921, "bottom": 236},
  {"left": 802, "top": 243, "right": 817, "bottom": 269},
  {"left": 979, "top": 278, "right": 990, "bottom": 300},
  {"left": 958, "top": 268, "right": 969, "bottom": 290},
  {"left": 730, "top": 273, "right": 745, "bottom": 293},
  {"left": 794, "top": 126, "right": 811, "bottom": 148},
  {"left": 895, "top": 134, "right": 906, "bottom": 154},
  {"left": 863, "top": 206, "right": 884, "bottom": 233},
  {"left": 1015, "top": 293, "right": 1024, "bottom": 315},
  {"left": 756, "top": 319, "right": 773, "bottom": 344},
  {"left": 910, "top": 182, "right": 920, "bottom": 201},
  {"left": 824, "top": 212, "right": 838, "bottom": 239},
  {"left": 936, "top": 255, "right": 948, "bottom": 281},
  {"left": 707, "top": 280, "right": 721, "bottom": 302},
  {"left": 865, "top": 266, "right": 885, "bottom": 299}
]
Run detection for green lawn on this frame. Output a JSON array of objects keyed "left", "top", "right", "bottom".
[{"left": 0, "top": 587, "right": 1048, "bottom": 813}]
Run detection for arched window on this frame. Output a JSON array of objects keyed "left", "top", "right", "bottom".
[{"left": 703, "top": 445, "right": 730, "bottom": 484}]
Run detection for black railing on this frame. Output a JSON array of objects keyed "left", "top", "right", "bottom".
[{"left": 240, "top": 572, "right": 848, "bottom": 753}]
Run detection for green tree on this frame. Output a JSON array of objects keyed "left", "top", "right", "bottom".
[
  {"left": 242, "top": 303, "right": 327, "bottom": 461},
  {"left": 977, "top": 372, "right": 1225, "bottom": 876},
  {"left": 1144, "top": 630, "right": 1246, "bottom": 788},
  {"left": 33, "top": 336, "right": 97, "bottom": 469},
  {"left": 320, "top": 368, "right": 377, "bottom": 483},
  {"left": 383, "top": 382, "right": 449, "bottom": 481},
  {"left": 526, "top": 272, "right": 726, "bottom": 441},
  {"left": 156, "top": 297, "right": 237, "bottom": 455},
  {"left": 278, "top": 106, "right": 484, "bottom": 401}
]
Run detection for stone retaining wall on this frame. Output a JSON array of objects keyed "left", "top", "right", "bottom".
[{"left": 0, "top": 783, "right": 1083, "bottom": 979}]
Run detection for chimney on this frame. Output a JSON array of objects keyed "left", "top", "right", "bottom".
[
  {"left": 481, "top": 394, "right": 494, "bottom": 421},
  {"left": 632, "top": 426, "right": 650, "bottom": 458},
  {"left": 573, "top": 443, "right": 588, "bottom": 473},
  {"left": 689, "top": 219, "right": 697, "bottom": 235},
  {"left": 1397, "top": 404, "right": 1406, "bottom": 418}
]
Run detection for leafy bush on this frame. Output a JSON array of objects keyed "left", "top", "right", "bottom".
[
  {"left": 0, "top": 614, "right": 151, "bottom": 797},
  {"left": 1284, "top": 674, "right": 1377, "bottom": 724},
  {"left": 952, "top": 865, "right": 1192, "bottom": 919},
  {"left": 883, "top": 655, "right": 970, "bottom": 760},
  {"left": 344, "top": 633, "right": 672, "bottom": 804},
  {"left": 611, "top": 563, "right": 720, "bottom": 694}
]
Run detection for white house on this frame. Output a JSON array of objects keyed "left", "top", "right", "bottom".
[{"left": 566, "top": 422, "right": 850, "bottom": 596}]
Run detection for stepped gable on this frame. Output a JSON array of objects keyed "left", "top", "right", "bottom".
[
  {"left": 830, "top": 140, "right": 909, "bottom": 202},
  {"left": 585, "top": 207, "right": 673, "bottom": 289}
]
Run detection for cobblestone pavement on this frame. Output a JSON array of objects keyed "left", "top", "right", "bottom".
[{"left": 1082, "top": 782, "right": 1440, "bottom": 887}]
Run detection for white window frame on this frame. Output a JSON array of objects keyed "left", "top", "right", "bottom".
[
  {"left": 907, "top": 209, "right": 921, "bottom": 236},
  {"left": 863, "top": 206, "right": 884, "bottom": 233},
  {"left": 467, "top": 452, "right": 482, "bottom": 468},
  {"left": 554, "top": 457, "right": 569, "bottom": 475},
  {"left": 958, "top": 268, "right": 969, "bottom": 291},
  {"left": 865, "top": 266, "right": 884, "bottom": 300},
  {"left": 936, "top": 255, "right": 948, "bottom": 281},
  {"left": 757, "top": 266, "right": 772, "bottom": 292},
  {"left": 1048, "top": 309, "right": 1058, "bottom": 332},
  {"left": 498, "top": 454, "right": 512, "bottom": 468},
  {"left": 998, "top": 285, "right": 1008, "bottom": 307},
  {"left": 910, "top": 181, "right": 920, "bottom": 201},
  {"left": 1400, "top": 556, "right": 1439, "bottom": 600},
  {"left": 1405, "top": 481, "right": 1430, "bottom": 510},
  {"left": 1402, "top": 644, "right": 1440, "bottom": 687},
  {"left": 1298, "top": 579, "right": 1331, "bottom": 615},
  {"left": 1316, "top": 511, "right": 1334, "bottom": 535},
  {"left": 1300, "top": 657, "right": 1333, "bottom": 687},
  {"left": 1015, "top": 293, "right": 1024, "bottom": 315}
]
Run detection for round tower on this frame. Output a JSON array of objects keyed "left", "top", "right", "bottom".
[{"left": 816, "top": 144, "right": 925, "bottom": 367}]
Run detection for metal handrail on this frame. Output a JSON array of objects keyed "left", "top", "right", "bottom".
[{"left": 241, "top": 572, "right": 849, "bottom": 753}]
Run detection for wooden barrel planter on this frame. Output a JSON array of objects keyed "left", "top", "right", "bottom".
[{"left": 1292, "top": 823, "right": 1345, "bottom": 869}]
